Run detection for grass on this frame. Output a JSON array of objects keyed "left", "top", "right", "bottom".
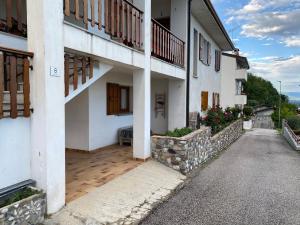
[{"left": 0, "top": 187, "right": 41, "bottom": 208}]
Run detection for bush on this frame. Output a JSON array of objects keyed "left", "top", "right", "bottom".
[
  {"left": 272, "top": 103, "right": 297, "bottom": 128},
  {"left": 286, "top": 116, "right": 300, "bottom": 131},
  {"left": 243, "top": 106, "right": 253, "bottom": 117},
  {"left": 202, "top": 106, "right": 239, "bottom": 135},
  {"left": 165, "top": 127, "right": 193, "bottom": 137}
]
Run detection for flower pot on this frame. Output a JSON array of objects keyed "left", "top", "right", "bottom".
[{"left": 243, "top": 120, "right": 253, "bottom": 130}]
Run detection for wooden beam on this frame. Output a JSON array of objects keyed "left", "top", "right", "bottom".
[
  {"left": 98, "top": 0, "right": 102, "bottom": 30},
  {"left": 89, "top": 58, "right": 93, "bottom": 79},
  {"left": 9, "top": 56, "right": 17, "bottom": 119},
  {"left": 73, "top": 56, "right": 78, "bottom": 90},
  {"left": 6, "top": 0, "right": 12, "bottom": 29},
  {"left": 0, "top": 53, "right": 3, "bottom": 118},
  {"left": 0, "top": 46, "right": 34, "bottom": 58},
  {"left": 91, "top": 0, "right": 95, "bottom": 27},
  {"left": 16, "top": 0, "right": 23, "bottom": 31},
  {"left": 84, "top": 0, "right": 88, "bottom": 24},
  {"left": 23, "top": 58, "right": 30, "bottom": 117},
  {"left": 82, "top": 57, "right": 86, "bottom": 84},
  {"left": 64, "top": 0, "right": 70, "bottom": 16},
  {"left": 75, "top": 0, "right": 80, "bottom": 20},
  {"left": 64, "top": 54, "right": 70, "bottom": 97}
]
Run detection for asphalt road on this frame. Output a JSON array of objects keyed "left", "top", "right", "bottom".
[{"left": 140, "top": 129, "right": 300, "bottom": 225}]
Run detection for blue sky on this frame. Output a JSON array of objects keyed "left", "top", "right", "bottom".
[{"left": 211, "top": 0, "right": 300, "bottom": 100}]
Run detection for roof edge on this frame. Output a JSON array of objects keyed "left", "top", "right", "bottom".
[{"left": 203, "top": 0, "right": 235, "bottom": 51}]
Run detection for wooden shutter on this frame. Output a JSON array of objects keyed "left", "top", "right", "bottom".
[
  {"left": 207, "top": 42, "right": 211, "bottom": 65},
  {"left": 0, "top": 52, "right": 3, "bottom": 118},
  {"left": 107, "top": 83, "right": 120, "bottom": 115},
  {"left": 201, "top": 91, "right": 208, "bottom": 111},
  {"left": 215, "top": 50, "right": 221, "bottom": 72},
  {"left": 212, "top": 93, "right": 215, "bottom": 108},
  {"left": 199, "top": 33, "right": 203, "bottom": 61}
]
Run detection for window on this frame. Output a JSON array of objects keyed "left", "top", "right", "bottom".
[
  {"left": 212, "top": 93, "right": 220, "bottom": 108},
  {"left": 193, "top": 29, "right": 198, "bottom": 77},
  {"left": 201, "top": 91, "right": 209, "bottom": 111},
  {"left": 199, "top": 33, "right": 211, "bottom": 66},
  {"left": 235, "top": 80, "right": 245, "bottom": 95},
  {"left": 215, "top": 50, "right": 221, "bottom": 72},
  {"left": 107, "top": 83, "right": 131, "bottom": 115}
]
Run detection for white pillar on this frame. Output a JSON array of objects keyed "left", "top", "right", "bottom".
[
  {"left": 27, "top": 0, "right": 65, "bottom": 213},
  {"left": 168, "top": 79, "right": 186, "bottom": 130},
  {"left": 133, "top": 0, "right": 151, "bottom": 159}
]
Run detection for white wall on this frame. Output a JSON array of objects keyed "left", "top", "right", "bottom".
[
  {"left": 65, "top": 90, "right": 90, "bottom": 150},
  {"left": 0, "top": 118, "right": 31, "bottom": 189},
  {"left": 189, "top": 15, "right": 222, "bottom": 114},
  {"left": 89, "top": 71, "right": 133, "bottom": 150},
  {"left": 151, "top": 78, "right": 168, "bottom": 134},
  {"left": 220, "top": 55, "right": 247, "bottom": 109}
]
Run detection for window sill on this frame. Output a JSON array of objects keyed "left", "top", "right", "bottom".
[{"left": 108, "top": 112, "right": 133, "bottom": 117}]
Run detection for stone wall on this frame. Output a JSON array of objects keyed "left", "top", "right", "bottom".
[
  {"left": 0, "top": 191, "right": 46, "bottom": 224},
  {"left": 152, "top": 120, "right": 243, "bottom": 174}
]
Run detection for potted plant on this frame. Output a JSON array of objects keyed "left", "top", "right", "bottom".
[
  {"left": 0, "top": 186, "right": 46, "bottom": 224},
  {"left": 243, "top": 106, "right": 254, "bottom": 130}
]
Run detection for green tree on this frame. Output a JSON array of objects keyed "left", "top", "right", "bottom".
[{"left": 271, "top": 103, "right": 297, "bottom": 128}]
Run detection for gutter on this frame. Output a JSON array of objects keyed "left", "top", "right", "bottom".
[
  {"left": 186, "top": 0, "right": 192, "bottom": 127},
  {"left": 203, "top": 0, "right": 235, "bottom": 50}
]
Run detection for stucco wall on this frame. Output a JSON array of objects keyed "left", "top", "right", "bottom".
[
  {"left": 151, "top": 78, "right": 169, "bottom": 134},
  {"left": 189, "top": 15, "right": 222, "bottom": 114},
  {"left": 0, "top": 118, "right": 31, "bottom": 189},
  {"left": 220, "top": 55, "right": 247, "bottom": 109}
]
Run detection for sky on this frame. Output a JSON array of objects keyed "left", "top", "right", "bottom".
[{"left": 211, "top": 0, "right": 300, "bottom": 100}]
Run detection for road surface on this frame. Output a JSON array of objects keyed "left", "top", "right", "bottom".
[{"left": 140, "top": 129, "right": 300, "bottom": 225}]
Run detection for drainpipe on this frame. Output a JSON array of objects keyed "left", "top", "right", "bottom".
[{"left": 186, "top": 0, "right": 192, "bottom": 127}]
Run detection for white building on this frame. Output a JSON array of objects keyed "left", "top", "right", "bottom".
[
  {"left": 0, "top": 0, "right": 246, "bottom": 214},
  {"left": 220, "top": 52, "right": 249, "bottom": 109}
]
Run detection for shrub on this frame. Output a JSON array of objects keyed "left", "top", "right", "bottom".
[
  {"left": 243, "top": 106, "right": 253, "bottom": 117},
  {"left": 272, "top": 103, "right": 297, "bottom": 128},
  {"left": 230, "top": 107, "right": 241, "bottom": 120},
  {"left": 286, "top": 116, "right": 300, "bottom": 131},
  {"left": 165, "top": 127, "right": 193, "bottom": 137}
]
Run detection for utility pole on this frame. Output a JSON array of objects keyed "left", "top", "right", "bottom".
[{"left": 278, "top": 81, "right": 282, "bottom": 128}]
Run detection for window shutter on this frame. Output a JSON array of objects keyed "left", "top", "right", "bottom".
[
  {"left": 201, "top": 91, "right": 209, "bottom": 111},
  {"left": 199, "top": 33, "right": 204, "bottom": 61},
  {"left": 107, "top": 83, "right": 120, "bottom": 115},
  {"left": 212, "top": 93, "right": 215, "bottom": 108},
  {"left": 207, "top": 42, "right": 211, "bottom": 65}
]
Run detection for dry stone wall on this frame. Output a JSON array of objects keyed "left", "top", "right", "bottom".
[{"left": 152, "top": 120, "right": 243, "bottom": 174}]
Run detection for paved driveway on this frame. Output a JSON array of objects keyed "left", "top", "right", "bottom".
[{"left": 140, "top": 129, "right": 300, "bottom": 225}]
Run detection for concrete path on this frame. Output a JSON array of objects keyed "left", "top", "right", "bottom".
[
  {"left": 141, "top": 129, "right": 300, "bottom": 225},
  {"left": 44, "top": 161, "right": 185, "bottom": 225}
]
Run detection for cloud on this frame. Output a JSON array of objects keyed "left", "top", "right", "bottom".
[
  {"left": 284, "top": 36, "right": 300, "bottom": 47},
  {"left": 249, "top": 55, "right": 300, "bottom": 92},
  {"left": 227, "top": 0, "right": 300, "bottom": 46}
]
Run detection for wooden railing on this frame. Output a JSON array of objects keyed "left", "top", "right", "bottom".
[
  {"left": 0, "top": 0, "right": 27, "bottom": 37},
  {"left": 64, "top": 0, "right": 143, "bottom": 49},
  {"left": 0, "top": 46, "right": 33, "bottom": 119},
  {"left": 283, "top": 120, "right": 300, "bottom": 144},
  {"left": 151, "top": 19, "right": 185, "bottom": 67},
  {"left": 64, "top": 53, "right": 94, "bottom": 97}
]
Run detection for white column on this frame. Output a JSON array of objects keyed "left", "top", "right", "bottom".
[
  {"left": 133, "top": 0, "right": 151, "bottom": 159},
  {"left": 168, "top": 79, "right": 186, "bottom": 130},
  {"left": 27, "top": 0, "right": 65, "bottom": 213}
]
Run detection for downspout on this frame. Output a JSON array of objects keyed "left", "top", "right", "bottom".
[{"left": 186, "top": 0, "right": 192, "bottom": 127}]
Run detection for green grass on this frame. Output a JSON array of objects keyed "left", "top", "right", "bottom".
[{"left": 0, "top": 187, "right": 40, "bottom": 208}]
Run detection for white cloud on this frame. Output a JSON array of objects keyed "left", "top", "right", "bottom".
[
  {"left": 249, "top": 55, "right": 300, "bottom": 92},
  {"left": 227, "top": 0, "right": 300, "bottom": 46},
  {"left": 284, "top": 36, "right": 300, "bottom": 47}
]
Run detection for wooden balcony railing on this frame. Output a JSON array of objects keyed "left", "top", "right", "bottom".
[
  {"left": 64, "top": 53, "right": 94, "bottom": 97},
  {"left": 0, "top": 46, "right": 33, "bottom": 119},
  {"left": 151, "top": 19, "right": 185, "bottom": 67},
  {"left": 0, "top": 0, "right": 27, "bottom": 37},
  {"left": 64, "top": 0, "right": 143, "bottom": 49}
]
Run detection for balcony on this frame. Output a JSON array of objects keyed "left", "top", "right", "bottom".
[
  {"left": 0, "top": 46, "right": 33, "bottom": 119},
  {"left": 0, "top": 0, "right": 27, "bottom": 38},
  {"left": 64, "top": 0, "right": 144, "bottom": 50},
  {"left": 151, "top": 19, "right": 185, "bottom": 68}
]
